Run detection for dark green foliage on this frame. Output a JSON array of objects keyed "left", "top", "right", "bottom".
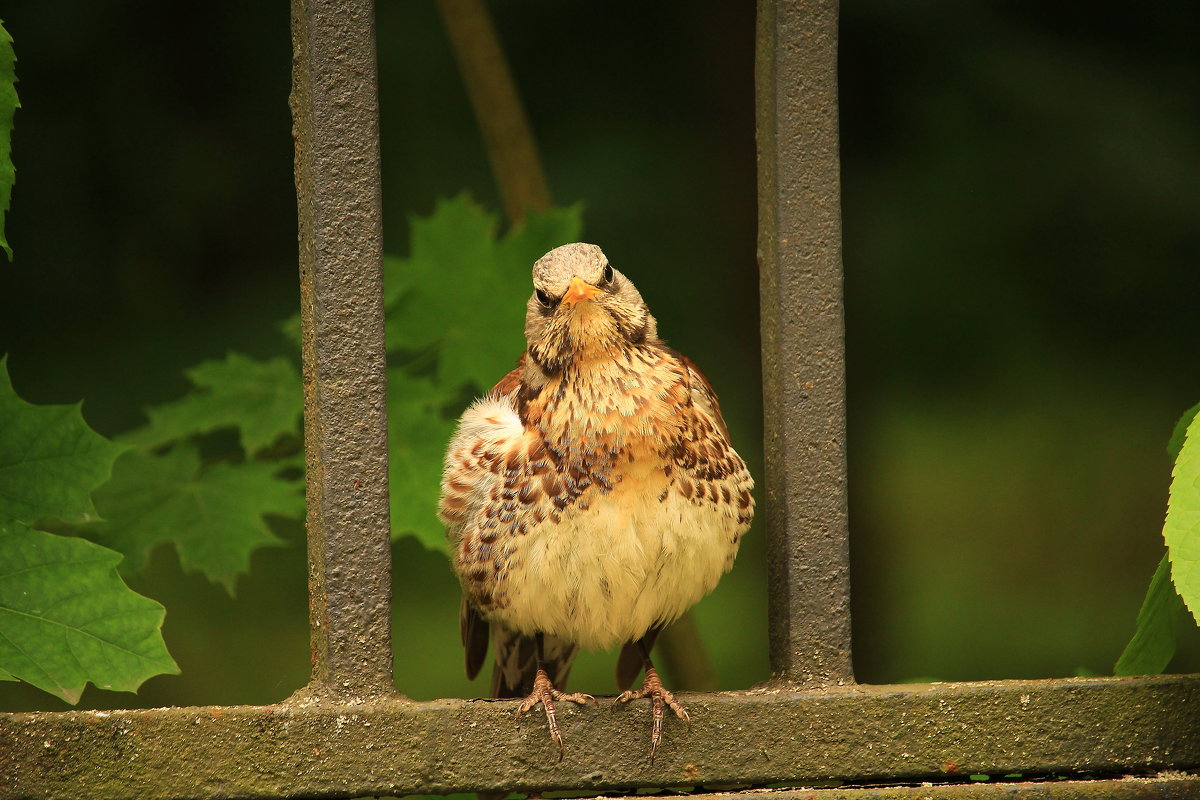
[
  {"left": 1114, "top": 553, "right": 1187, "bottom": 676},
  {"left": 122, "top": 354, "right": 303, "bottom": 455},
  {"left": 79, "top": 350, "right": 305, "bottom": 595},
  {"left": 0, "top": 32, "right": 177, "bottom": 704},
  {"left": 1115, "top": 405, "right": 1200, "bottom": 675},
  {"left": 0, "top": 361, "right": 176, "bottom": 702},
  {"left": 0, "top": 357, "right": 125, "bottom": 525},
  {"left": 86, "top": 445, "right": 300, "bottom": 593},
  {"left": 386, "top": 371, "right": 459, "bottom": 551},
  {"left": 0, "top": 521, "right": 179, "bottom": 702},
  {"left": 384, "top": 193, "right": 581, "bottom": 391},
  {"left": 84, "top": 195, "right": 581, "bottom": 579}
]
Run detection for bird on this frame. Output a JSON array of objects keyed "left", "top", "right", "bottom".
[{"left": 439, "top": 242, "right": 754, "bottom": 761}]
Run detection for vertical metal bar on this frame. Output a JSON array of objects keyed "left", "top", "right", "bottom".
[
  {"left": 290, "top": 0, "right": 393, "bottom": 700},
  {"left": 756, "top": 0, "right": 855, "bottom": 687}
]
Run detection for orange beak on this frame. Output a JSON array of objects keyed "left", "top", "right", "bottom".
[{"left": 561, "top": 275, "right": 603, "bottom": 306}]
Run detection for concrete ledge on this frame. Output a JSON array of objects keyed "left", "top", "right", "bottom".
[
  {"left": 2, "top": 675, "right": 1198, "bottom": 799},
  {"left": 692, "top": 775, "right": 1200, "bottom": 800}
]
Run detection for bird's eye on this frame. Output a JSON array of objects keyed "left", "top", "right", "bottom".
[
  {"left": 601, "top": 264, "right": 615, "bottom": 285},
  {"left": 535, "top": 288, "right": 555, "bottom": 308}
]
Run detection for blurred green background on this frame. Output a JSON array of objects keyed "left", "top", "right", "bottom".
[{"left": 1, "top": 0, "right": 1198, "bottom": 712}]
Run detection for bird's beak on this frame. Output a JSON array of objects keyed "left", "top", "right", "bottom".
[{"left": 562, "top": 275, "right": 602, "bottom": 306}]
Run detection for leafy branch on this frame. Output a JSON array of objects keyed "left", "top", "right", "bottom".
[
  {"left": 1115, "top": 403, "right": 1200, "bottom": 675},
  {"left": 0, "top": 193, "right": 580, "bottom": 704},
  {"left": 0, "top": 26, "right": 177, "bottom": 704}
]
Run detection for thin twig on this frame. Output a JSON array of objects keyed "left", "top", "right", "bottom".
[{"left": 436, "top": 0, "right": 551, "bottom": 223}]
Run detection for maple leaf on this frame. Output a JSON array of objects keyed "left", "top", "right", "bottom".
[
  {"left": 385, "top": 193, "right": 582, "bottom": 391},
  {"left": 0, "top": 521, "right": 179, "bottom": 703},
  {"left": 0, "top": 357, "right": 125, "bottom": 526},
  {"left": 123, "top": 352, "right": 303, "bottom": 455},
  {"left": 387, "top": 370, "right": 459, "bottom": 551},
  {"left": 87, "top": 445, "right": 302, "bottom": 593}
]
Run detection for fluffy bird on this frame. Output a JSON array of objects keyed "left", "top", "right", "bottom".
[{"left": 440, "top": 243, "right": 753, "bottom": 759}]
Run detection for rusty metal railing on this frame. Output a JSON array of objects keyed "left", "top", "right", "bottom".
[
  {"left": 1, "top": 1, "right": 1198, "bottom": 798},
  {"left": 290, "top": 0, "right": 394, "bottom": 704},
  {"left": 758, "top": 0, "right": 853, "bottom": 689}
]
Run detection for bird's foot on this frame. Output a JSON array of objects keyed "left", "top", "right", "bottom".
[
  {"left": 614, "top": 665, "right": 690, "bottom": 762},
  {"left": 515, "top": 667, "right": 596, "bottom": 760}
]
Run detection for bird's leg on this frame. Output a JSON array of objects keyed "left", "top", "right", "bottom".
[
  {"left": 514, "top": 633, "right": 596, "bottom": 760},
  {"left": 614, "top": 636, "right": 690, "bottom": 762}
]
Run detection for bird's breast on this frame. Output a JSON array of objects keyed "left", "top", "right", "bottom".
[
  {"left": 445, "top": 344, "right": 750, "bottom": 650},
  {"left": 494, "top": 468, "right": 741, "bottom": 651},
  {"left": 531, "top": 346, "right": 692, "bottom": 458},
  {"left": 487, "top": 350, "right": 739, "bottom": 649}
]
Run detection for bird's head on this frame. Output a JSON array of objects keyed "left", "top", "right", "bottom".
[{"left": 524, "top": 243, "right": 658, "bottom": 372}]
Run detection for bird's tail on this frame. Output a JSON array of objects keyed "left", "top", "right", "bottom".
[
  {"left": 477, "top": 624, "right": 578, "bottom": 800},
  {"left": 490, "top": 622, "right": 578, "bottom": 698}
]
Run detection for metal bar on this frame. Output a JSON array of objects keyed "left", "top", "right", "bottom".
[
  {"left": 699, "top": 777, "right": 1200, "bottom": 800},
  {"left": 756, "top": 0, "right": 854, "bottom": 687},
  {"left": 290, "top": 0, "right": 393, "bottom": 701},
  {"left": 4, "top": 675, "right": 1198, "bottom": 798}
]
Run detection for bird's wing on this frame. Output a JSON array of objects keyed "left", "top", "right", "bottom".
[
  {"left": 460, "top": 596, "right": 490, "bottom": 680},
  {"left": 443, "top": 357, "right": 582, "bottom": 692},
  {"left": 443, "top": 364, "right": 524, "bottom": 679},
  {"left": 677, "top": 352, "right": 731, "bottom": 438},
  {"left": 615, "top": 626, "right": 662, "bottom": 691},
  {"left": 492, "top": 624, "right": 578, "bottom": 698},
  {"left": 440, "top": 364, "right": 527, "bottom": 558},
  {"left": 672, "top": 353, "right": 755, "bottom": 527},
  {"left": 488, "top": 361, "right": 524, "bottom": 399}
]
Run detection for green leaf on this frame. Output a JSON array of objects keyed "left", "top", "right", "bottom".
[
  {"left": 87, "top": 445, "right": 301, "bottom": 593},
  {"left": 279, "top": 313, "right": 302, "bottom": 347},
  {"left": 0, "top": 357, "right": 125, "bottom": 525},
  {"left": 0, "top": 20, "right": 17, "bottom": 261},
  {"left": 1166, "top": 411, "right": 1200, "bottom": 625},
  {"left": 1167, "top": 402, "right": 1200, "bottom": 461},
  {"left": 0, "top": 521, "right": 178, "bottom": 703},
  {"left": 388, "top": 371, "right": 458, "bottom": 551},
  {"left": 123, "top": 353, "right": 303, "bottom": 454},
  {"left": 385, "top": 193, "right": 582, "bottom": 390},
  {"left": 1114, "top": 552, "right": 1187, "bottom": 676}
]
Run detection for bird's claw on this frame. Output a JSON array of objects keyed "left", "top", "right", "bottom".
[
  {"left": 613, "top": 665, "right": 689, "bottom": 762},
  {"left": 515, "top": 667, "right": 595, "bottom": 760}
]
